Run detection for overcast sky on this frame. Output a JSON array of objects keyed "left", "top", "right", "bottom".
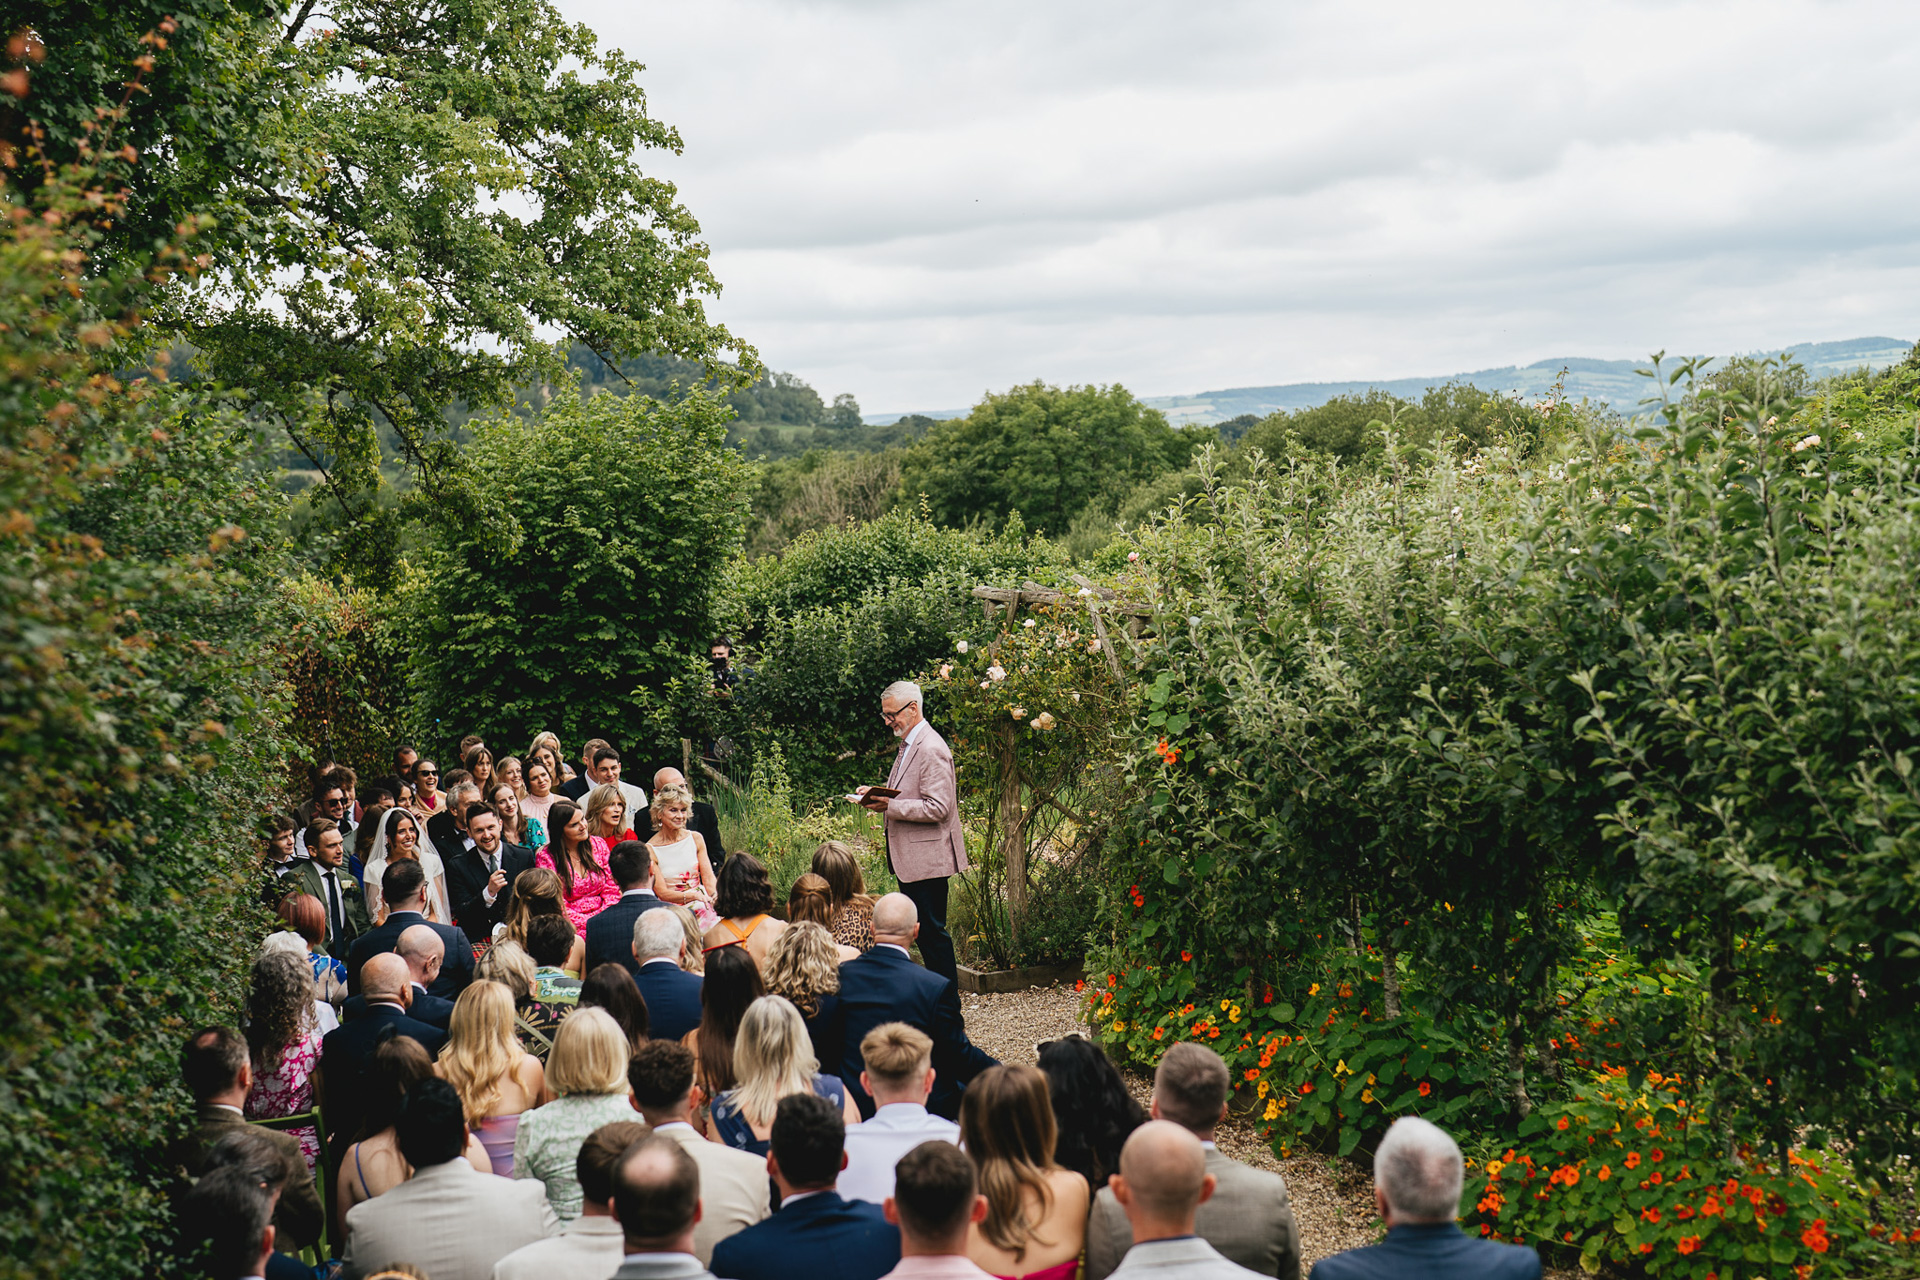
[{"left": 559, "top": 0, "right": 1920, "bottom": 414}]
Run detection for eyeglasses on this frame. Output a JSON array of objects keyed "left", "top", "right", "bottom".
[
  {"left": 322, "top": 795, "right": 348, "bottom": 807},
  {"left": 416, "top": 769, "right": 439, "bottom": 778},
  {"left": 880, "top": 702, "right": 918, "bottom": 723}
]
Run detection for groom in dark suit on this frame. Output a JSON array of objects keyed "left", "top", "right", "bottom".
[
  {"left": 444, "top": 804, "right": 536, "bottom": 940},
  {"left": 290, "top": 819, "right": 370, "bottom": 960},
  {"left": 584, "top": 840, "right": 666, "bottom": 981},
  {"left": 346, "top": 859, "right": 475, "bottom": 999},
  {"left": 834, "top": 893, "right": 996, "bottom": 1119}
]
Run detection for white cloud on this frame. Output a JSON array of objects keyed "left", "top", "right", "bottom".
[{"left": 559, "top": 0, "right": 1920, "bottom": 410}]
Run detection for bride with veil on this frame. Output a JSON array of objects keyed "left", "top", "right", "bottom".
[{"left": 361, "top": 807, "right": 451, "bottom": 924}]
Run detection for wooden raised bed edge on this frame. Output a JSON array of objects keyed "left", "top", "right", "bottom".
[{"left": 956, "top": 961, "right": 1086, "bottom": 994}]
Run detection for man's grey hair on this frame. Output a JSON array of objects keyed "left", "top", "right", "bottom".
[
  {"left": 449, "top": 780, "right": 482, "bottom": 808},
  {"left": 1374, "top": 1116, "right": 1464, "bottom": 1222},
  {"left": 882, "top": 680, "right": 924, "bottom": 709},
  {"left": 634, "top": 908, "right": 685, "bottom": 962}
]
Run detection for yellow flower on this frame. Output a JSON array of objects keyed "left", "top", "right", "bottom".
[
  {"left": 1309, "top": 983, "right": 1320, "bottom": 996},
  {"left": 1220, "top": 999, "right": 1230, "bottom": 1011},
  {"left": 1361, "top": 1089, "right": 1375, "bottom": 1103},
  {"left": 1257, "top": 1081, "right": 1270, "bottom": 1098},
  {"left": 1366, "top": 1073, "right": 1377, "bottom": 1085},
  {"left": 1335, "top": 1058, "right": 1349, "bottom": 1076},
  {"left": 1263, "top": 1099, "right": 1281, "bottom": 1121},
  {"left": 1485, "top": 1160, "right": 1505, "bottom": 1176},
  {"left": 1228, "top": 1005, "right": 1241, "bottom": 1022},
  {"left": 1111, "top": 1021, "right": 1126, "bottom": 1033}
]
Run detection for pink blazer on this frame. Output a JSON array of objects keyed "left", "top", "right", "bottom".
[{"left": 884, "top": 723, "right": 968, "bottom": 883}]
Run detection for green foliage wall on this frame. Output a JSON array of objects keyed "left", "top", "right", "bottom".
[{"left": 401, "top": 387, "right": 749, "bottom": 764}]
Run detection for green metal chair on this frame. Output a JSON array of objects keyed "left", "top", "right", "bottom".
[{"left": 255, "top": 1103, "right": 332, "bottom": 1263}]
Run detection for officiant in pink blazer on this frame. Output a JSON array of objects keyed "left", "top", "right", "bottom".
[{"left": 854, "top": 679, "right": 964, "bottom": 981}]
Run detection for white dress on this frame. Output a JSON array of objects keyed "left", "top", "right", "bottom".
[
  {"left": 361, "top": 816, "right": 452, "bottom": 923},
  {"left": 652, "top": 833, "right": 717, "bottom": 930}
]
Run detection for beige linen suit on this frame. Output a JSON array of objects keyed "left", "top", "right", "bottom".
[
  {"left": 1085, "top": 1146, "right": 1302, "bottom": 1280},
  {"left": 342, "top": 1159, "right": 558, "bottom": 1280},
  {"left": 654, "top": 1121, "right": 772, "bottom": 1263},
  {"left": 883, "top": 723, "right": 967, "bottom": 881}
]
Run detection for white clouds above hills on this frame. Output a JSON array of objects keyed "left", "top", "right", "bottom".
[{"left": 559, "top": 0, "right": 1920, "bottom": 411}]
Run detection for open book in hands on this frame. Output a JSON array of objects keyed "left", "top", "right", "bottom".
[{"left": 845, "top": 786, "right": 901, "bottom": 807}]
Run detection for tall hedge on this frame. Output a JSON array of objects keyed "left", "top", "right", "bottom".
[{"left": 0, "top": 169, "right": 291, "bottom": 1280}]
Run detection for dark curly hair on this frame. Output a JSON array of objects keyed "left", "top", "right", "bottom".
[
  {"left": 712, "top": 851, "right": 774, "bottom": 920},
  {"left": 1036, "top": 1035, "right": 1145, "bottom": 1190},
  {"left": 246, "top": 949, "right": 316, "bottom": 1075}
]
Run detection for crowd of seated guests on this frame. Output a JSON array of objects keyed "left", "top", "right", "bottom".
[{"left": 177, "top": 731, "right": 1540, "bottom": 1280}]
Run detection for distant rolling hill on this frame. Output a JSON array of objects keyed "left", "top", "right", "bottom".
[{"left": 866, "top": 336, "right": 1914, "bottom": 427}]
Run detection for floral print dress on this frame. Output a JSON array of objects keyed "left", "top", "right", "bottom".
[
  {"left": 245, "top": 1028, "right": 323, "bottom": 1174},
  {"left": 535, "top": 837, "right": 623, "bottom": 932}
]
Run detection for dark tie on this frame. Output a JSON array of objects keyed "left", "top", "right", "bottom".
[
  {"left": 487, "top": 850, "right": 498, "bottom": 876},
  {"left": 324, "top": 871, "right": 344, "bottom": 942}
]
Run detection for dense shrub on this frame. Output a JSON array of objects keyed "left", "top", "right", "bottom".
[{"left": 279, "top": 576, "right": 406, "bottom": 780}]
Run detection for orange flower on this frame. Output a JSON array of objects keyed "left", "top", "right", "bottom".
[
  {"left": 1597, "top": 1166, "right": 1611, "bottom": 1181},
  {"left": 1300, "top": 1082, "right": 1315, "bottom": 1094},
  {"left": 1074, "top": 979, "right": 1086, "bottom": 992},
  {"left": 1700, "top": 1197, "right": 1722, "bottom": 1217},
  {"left": 1641, "top": 1208, "right": 1662, "bottom": 1225},
  {"left": 1801, "top": 1221, "right": 1830, "bottom": 1254},
  {"left": 1556, "top": 1116, "right": 1570, "bottom": 1131},
  {"left": 1650, "top": 1172, "right": 1663, "bottom": 1185},
  {"left": 1418, "top": 1081, "right": 1432, "bottom": 1097},
  {"left": 1244, "top": 1068, "right": 1260, "bottom": 1081},
  {"left": 1180, "top": 950, "right": 1192, "bottom": 961},
  {"left": 1151, "top": 1027, "right": 1164, "bottom": 1041},
  {"left": 1649, "top": 1148, "right": 1665, "bottom": 1162},
  {"left": 1677, "top": 1236, "right": 1702, "bottom": 1255},
  {"left": 1624, "top": 1152, "right": 1642, "bottom": 1169}
]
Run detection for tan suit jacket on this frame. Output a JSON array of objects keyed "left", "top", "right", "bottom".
[
  {"left": 883, "top": 723, "right": 967, "bottom": 882},
  {"left": 342, "top": 1159, "right": 558, "bottom": 1280},
  {"left": 655, "top": 1122, "right": 771, "bottom": 1264},
  {"left": 1085, "top": 1146, "right": 1301, "bottom": 1280}
]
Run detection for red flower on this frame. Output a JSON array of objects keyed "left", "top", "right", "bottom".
[
  {"left": 1556, "top": 1116, "right": 1570, "bottom": 1131},
  {"left": 1700, "top": 1197, "right": 1722, "bottom": 1217},
  {"left": 1152, "top": 1027, "right": 1164, "bottom": 1041},
  {"left": 1649, "top": 1148, "right": 1665, "bottom": 1162},
  {"left": 1641, "top": 1208, "right": 1662, "bottom": 1224},
  {"left": 1074, "top": 979, "right": 1086, "bottom": 992},
  {"left": 1623, "top": 1152, "right": 1642, "bottom": 1169},
  {"left": 1300, "top": 1082, "right": 1315, "bottom": 1095},
  {"left": 1181, "top": 950, "right": 1193, "bottom": 962},
  {"left": 1417, "top": 1081, "right": 1432, "bottom": 1097},
  {"left": 1677, "top": 1236, "right": 1702, "bottom": 1255},
  {"left": 1801, "top": 1221, "right": 1830, "bottom": 1254}
]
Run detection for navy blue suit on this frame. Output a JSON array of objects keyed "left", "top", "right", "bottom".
[
  {"left": 344, "top": 909, "right": 475, "bottom": 1000},
  {"left": 342, "top": 985, "right": 453, "bottom": 1029},
  {"left": 585, "top": 890, "right": 669, "bottom": 980},
  {"left": 710, "top": 1191, "right": 899, "bottom": 1280},
  {"left": 1310, "top": 1223, "right": 1540, "bottom": 1280},
  {"left": 835, "top": 945, "right": 996, "bottom": 1119},
  {"left": 634, "top": 958, "right": 704, "bottom": 1043},
  {"left": 320, "top": 1003, "right": 448, "bottom": 1157}
]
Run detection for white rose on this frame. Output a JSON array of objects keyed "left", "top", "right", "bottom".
[
  {"left": 1022, "top": 618, "right": 1036, "bottom": 628},
  {"left": 987, "top": 664, "right": 1007, "bottom": 682},
  {"left": 956, "top": 640, "right": 969, "bottom": 653}
]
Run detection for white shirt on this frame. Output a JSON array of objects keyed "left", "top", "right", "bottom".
[
  {"left": 904, "top": 719, "right": 928, "bottom": 750},
  {"left": 838, "top": 1102, "right": 960, "bottom": 1205},
  {"left": 878, "top": 943, "right": 912, "bottom": 959}
]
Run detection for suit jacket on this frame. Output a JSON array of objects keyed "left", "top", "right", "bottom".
[
  {"left": 710, "top": 1191, "right": 900, "bottom": 1280},
  {"left": 1088, "top": 1147, "right": 1301, "bottom": 1280},
  {"left": 445, "top": 839, "right": 538, "bottom": 939},
  {"left": 320, "top": 1003, "right": 449, "bottom": 1149},
  {"left": 175, "top": 1104, "right": 324, "bottom": 1250},
  {"left": 1307, "top": 1223, "right": 1539, "bottom": 1280},
  {"left": 655, "top": 1122, "right": 771, "bottom": 1265},
  {"left": 635, "top": 959, "right": 704, "bottom": 1043},
  {"left": 559, "top": 774, "right": 592, "bottom": 801},
  {"left": 635, "top": 801, "right": 726, "bottom": 864},
  {"left": 1109, "top": 1237, "right": 1267, "bottom": 1280},
  {"left": 342, "top": 983, "right": 454, "bottom": 1030},
  {"left": 342, "top": 1158, "right": 558, "bottom": 1280},
  {"left": 490, "top": 1214, "right": 624, "bottom": 1280},
  {"left": 586, "top": 890, "right": 669, "bottom": 980},
  {"left": 345, "top": 909, "right": 475, "bottom": 999},
  {"left": 426, "top": 809, "right": 465, "bottom": 862},
  {"left": 883, "top": 724, "right": 966, "bottom": 883},
  {"left": 289, "top": 858, "right": 372, "bottom": 960},
  {"left": 835, "top": 946, "right": 995, "bottom": 1119}
]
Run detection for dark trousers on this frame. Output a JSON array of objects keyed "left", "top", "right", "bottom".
[{"left": 896, "top": 873, "right": 957, "bottom": 983}]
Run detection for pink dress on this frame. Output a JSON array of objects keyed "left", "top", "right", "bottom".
[
  {"left": 535, "top": 838, "right": 623, "bottom": 932},
  {"left": 245, "top": 1028, "right": 323, "bottom": 1174}
]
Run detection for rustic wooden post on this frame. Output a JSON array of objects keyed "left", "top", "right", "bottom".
[{"left": 996, "top": 720, "right": 1027, "bottom": 951}]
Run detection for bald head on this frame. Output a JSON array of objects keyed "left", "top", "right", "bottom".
[
  {"left": 361, "top": 952, "right": 411, "bottom": 1002},
  {"left": 652, "top": 767, "right": 686, "bottom": 791},
  {"left": 1113, "top": 1121, "right": 1214, "bottom": 1239},
  {"left": 396, "top": 924, "right": 444, "bottom": 985},
  {"left": 872, "top": 893, "right": 918, "bottom": 941}
]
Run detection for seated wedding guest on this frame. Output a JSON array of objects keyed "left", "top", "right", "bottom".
[
  {"left": 838, "top": 1023, "right": 958, "bottom": 1206},
  {"left": 586, "top": 781, "right": 638, "bottom": 848},
  {"left": 626, "top": 1041, "right": 771, "bottom": 1264},
  {"left": 448, "top": 803, "right": 538, "bottom": 946},
  {"left": 961, "top": 1065, "right": 1088, "bottom": 1280},
  {"left": 811, "top": 842, "right": 875, "bottom": 953},
  {"left": 764, "top": 922, "right": 848, "bottom": 1072},
  {"left": 476, "top": 938, "right": 569, "bottom": 1060},
  {"left": 579, "top": 962, "right": 650, "bottom": 1053},
  {"left": 513, "top": 1008, "right": 638, "bottom": 1221},
  {"left": 709, "top": 996, "right": 859, "bottom": 1158},
  {"left": 290, "top": 816, "right": 369, "bottom": 961},
  {"left": 360, "top": 806, "right": 453, "bottom": 928},
  {"left": 518, "top": 755, "right": 559, "bottom": 850},
  {"left": 528, "top": 913, "right": 585, "bottom": 1000},
  {"left": 194, "top": 1128, "right": 326, "bottom": 1280},
  {"left": 427, "top": 780, "right": 484, "bottom": 863},
  {"left": 353, "top": 796, "right": 391, "bottom": 878},
  {"left": 1038, "top": 1036, "right": 1145, "bottom": 1211},
  {"left": 459, "top": 733, "right": 486, "bottom": 759},
  {"left": 585, "top": 840, "right": 665, "bottom": 981},
  {"left": 492, "top": 1120, "right": 645, "bottom": 1280},
  {"left": 174, "top": 1026, "right": 324, "bottom": 1260},
  {"left": 559, "top": 739, "right": 609, "bottom": 801},
  {"left": 607, "top": 1133, "right": 716, "bottom": 1280},
  {"left": 296, "top": 769, "right": 358, "bottom": 855},
  {"left": 1087, "top": 1043, "right": 1296, "bottom": 1280},
  {"left": 497, "top": 753, "right": 525, "bottom": 797},
  {"left": 592, "top": 745, "right": 649, "bottom": 818},
  {"left": 635, "top": 766, "right": 726, "bottom": 863},
  {"left": 346, "top": 858, "right": 474, "bottom": 998},
  {"left": 1103, "top": 1123, "right": 1265, "bottom": 1280},
  {"left": 438, "top": 980, "right": 550, "bottom": 1176},
  {"left": 537, "top": 801, "right": 622, "bottom": 933},
  {"left": 322, "top": 954, "right": 448, "bottom": 1161},
  {"left": 341, "top": 1078, "right": 558, "bottom": 1280},
  {"left": 647, "top": 784, "right": 718, "bottom": 929},
  {"left": 258, "top": 812, "right": 300, "bottom": 907},
  {"left": 711, "top": 1093, "right": 898, "bottom": 1280},
  {"left": 1309, "top": 1117, "right": 1538, "bottom": 1280},
  {"left": 465, "top": 744, "right": 495, "bottom": 798},
  {"left": 243, "top": 950, "right": 328, "bottom": 1175},
  {"left": 488, "top": 782, "right": 536, "bottom": 855},
  {"left": 502, "top": 866, "right": 588, "bottom": 970},
  {"left": 670, "top": 903, "right": 709, "bottom": 974},
  {"left": 406, "top": 756, "right": 445, "bottom": 818},
  {"left": 836, "top": 894, "right": 997, "bottom": 1119},
  {"left": 393, "top": 745, "right": 419, "bottom": 782},
  {"left": 336, "top": 1035, "right": 493, "bottom": 1243},
  {"left": 877, "top": 1140, "right": 994, "bottom": 1280},
  {"left": 276, "top": 892, "right": 347, "bottom": 1004},
  {"left": 787, "top": 876, "right": 863, "bottom": 962},
  {"left": 687, "top": 944, "right": 764, "bottom": 1102},
  {"left": 258, "top": 930, "right": 340, "bottom": 1030},
  {"left": 702, "top": 852, "right": 787, "bottom": 968},
  {"left": 633, "top": 907, "right": 704, "bottom": 1043},
  {"left": 363, "top": 922, "right": 457, "bottom": 1027},
  {"left": 177, "top": 1163, "right": 278, "bottom": 1280}
]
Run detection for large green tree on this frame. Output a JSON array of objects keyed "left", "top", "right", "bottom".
[{"left": 900, "top": 381, "right": 1202, "bottom": 534}]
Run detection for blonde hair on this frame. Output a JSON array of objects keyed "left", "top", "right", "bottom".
[
  {"left": 859, "top": 1021, "right": 934, "bottom": 1091},
  {"left": 547, "top": 1006, "right": 630, "bottom": 1097},
  {"left": 440, "top": 981, "right": 520, "bottom": 1124},
  {"left": 731, "top": 996, "right": 817, "bottom": 1128},
  {"left": 666, "top": 903, "right": 706, "bottom": 974},
  {"left": 475, "top": 939, "right": 535, "bottom": 1001},
  {"left": 584, "top": 782, "right": 628, "bottom": 837},
  {"left": 765, "top": 921, "right": 840, "bottom": 1017},
  {"left": 649, "top": 782, "right": 694, "bottom": 822}
]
